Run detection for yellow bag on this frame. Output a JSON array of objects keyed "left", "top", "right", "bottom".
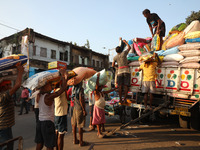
[
  {"left": 184, "top": 31, "right": 200, "bottom": 39},
  {"left": 151, "top": 34, "right": 160, "bottom": 51}
]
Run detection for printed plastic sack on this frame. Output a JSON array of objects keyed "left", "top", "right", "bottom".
[
  {"left": 127, "top": 56, "right": 139, "bottom": 61},
  {"left": 23, "top": 69, "right": 60, "bottom": 90},
  {"left": 23, "top": 69, "right": 77, "bottom": 90},
  {"left": 133, "top": 42, "right": 146, "bottom": 56},
  {"left": 127, "top": 53, "right": 136, "bottom": 57},
  {"left": 162, "top": 33, "right": 179, "bottom": 50},
  {"left": 179, "top": 56, "right": 200, "bottom": 64},
  {"left": 0, "top": 54, "right": 28, "bottom": 71},
  {"left": 134, "top": 37, "right": 152, "bottom": 43},
  {"left": 185, "top": 38, "right": 200, "bottom": 43},
  {"left": 67, "top": 67, "right": 97, "bottom": 85},
  {"left": 185, "top": 31, "right": 200, "bottom": 39},
  {"left": 163, "top": 54, "right": 184, "bottom": 62},
  {"left": 161, "top": 46, "right": 179, "bottom": 56},
  {"left": 178, "top": 43, "right": 200, "bottom": 51},
  {"left": 155, "top": 50, "right": 164, "bottom": 56},
  {"left": 86, "top": 69, "right": 108, "bottom": 92},
  {"left": 139, "top": 51, "right": 154, "bottom": 63},
  {"left": 169, "top": 23, "right": 187, "bottom": 34},
  {"left": 151, "top": 34, "right": 160, "bottom": 51},
  {"left": 165, "top": 32, "right": 185, "bottom": 49}
]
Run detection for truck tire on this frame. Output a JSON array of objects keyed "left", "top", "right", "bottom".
[
  {"left": 119, "top": 105, "right": 126, "bottom": 124},
  {"left": 190, "top": 102, "right": 200, "bottom": 131},
  {"left": 131, "top": 108, "right": 139, "bottom": 120},
  {"left": 179, "top": 115, "right": 190, "bottom": 129}
]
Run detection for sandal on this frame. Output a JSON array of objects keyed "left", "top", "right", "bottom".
[{"left": 79, "top": 141, "right": 90, "bottom": 147}]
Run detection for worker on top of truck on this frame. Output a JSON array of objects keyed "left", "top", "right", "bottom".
[
  {"left": 112, "top": 37, "right": 131, "bottom": 104},
  {"left": 143, "top": 9, "right": 166, "bottom": 49},
  {"left": 138, "top": 52, "right": 161, "bottom": 111}
]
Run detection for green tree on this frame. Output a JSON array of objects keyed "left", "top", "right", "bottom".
[
  {"left": 185, "top": 10, "right": 200, "bottom": 25},
  {"left": 84, "top": 39, "right": 90, "bottom": 49}
]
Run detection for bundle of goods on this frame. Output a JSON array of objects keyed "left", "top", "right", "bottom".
[
  {"left": 67, "top": 67, "right": 96, "bottom": 85},
  {"left": 0, "top": 54, "right": 28, "bottom": 71},
  {"left": 178, "top": 42, "right": 200, "bottom": 69},
  {"left": 85, "top": 69, "right": 108, "bottom": 93},
  {"left": 138, "top": 51, "right": 155, "bottom": 63},
  {"left": 23, "top": 69, "right": 77, "bottom": 90},
  {"left": 151, "top": 34, "right": 160, "bottom": 51},
  {"left": 0, "top": 54, "right": 28, "bottom": 82}
]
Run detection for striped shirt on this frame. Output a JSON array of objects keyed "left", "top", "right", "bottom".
[{"left": 0, "top": 91, "right": 15, "bottom": 129}]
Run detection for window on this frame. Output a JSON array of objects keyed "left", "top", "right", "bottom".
[
  {"left": 101, "top": 62, "right": 103, "bottom": 68},
  {"left": 75, "top": 55, "right": 79, "bottom": 64},
  {"left": 33, "top": 46, "right": 36, "bottom": 56},
  {"left": 93, "top": 59, "right": 95, "bottom": 67},
  {"left": 40, "top": 47, "right": 47, "bottom": 57},
  {"left": 60, "top": 51, "right": 68, "bottom": 61},
  {"left": 60, "top": 52, "right": 64, "bottom": 61},
  {"left": 97, "top": 61, "right": 99, "bottom": 68},
  {"left": 64, "top": 51, "right": 68, "bottom": 61},
  {"left": 51, "top": 50, "right": 56, "bottom": 59}
]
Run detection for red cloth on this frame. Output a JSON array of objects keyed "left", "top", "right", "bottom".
[
  {"left": 92, "top": 105, "right": 106, "bottom": 125},
  {"left": 67, "top": 87, "right": 74, "bottom": 107},
  {"left": 21, "top": 88, "right": 29, "bottom": 98},
  {"left": 0, "top": 80, "right": 11, "bottom": 87}
]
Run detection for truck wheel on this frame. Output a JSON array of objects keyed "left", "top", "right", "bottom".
[
  {"left": 131, "top": 108, "right": 139, "bottom": 120},
  {"left": 190, "top": 102, "right": 200, "bottom": 131},
  {"left": 119, "top": 106, "right": 126, "bottom": 124},
  {"left": 179, "top": 115, "right": 190, "bottom": 129}
]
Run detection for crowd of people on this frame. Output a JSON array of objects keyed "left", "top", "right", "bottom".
[{"left": 0, "top": 8, "right": 165, "bottom": 150}]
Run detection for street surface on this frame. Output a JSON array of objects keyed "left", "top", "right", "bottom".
[{"left": 12, "top": 105, "right": 200, "bottom": 150}]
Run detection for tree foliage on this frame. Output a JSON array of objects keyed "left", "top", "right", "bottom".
[
  {"left": 84, "top": 39, "right": 90, "bottom": 49},
  {"left": 185, "top": 10, "right": 200, "bottom": 25}
]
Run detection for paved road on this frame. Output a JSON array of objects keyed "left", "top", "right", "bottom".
[{"left": 12, "top": 105, "right": 200, "bottom": 150}]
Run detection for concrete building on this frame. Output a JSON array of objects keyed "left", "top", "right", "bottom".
[
  {"left": 71, "top": 45, "right": 109, "bottom": 71},
  {"left": 0, "top": 28, "right": 109, "bottom": 74}
]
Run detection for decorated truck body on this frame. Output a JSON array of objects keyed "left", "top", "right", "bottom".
[{"left": 129, "top": 66, "right": 200, "bottom": 130}]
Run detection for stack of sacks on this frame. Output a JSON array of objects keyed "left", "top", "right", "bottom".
[
  {"left": 162, "top": 21, "right": 200, "bottom": 51},
  {"left": 162, "top": 23, "right": 187, "bottom": 50},
  {"left": 178, "top": 43, "right": 200, "bottom": 68},
  {"left": 127, "top": 37, "right": 152, "bottom": 66},
  {"left": 155, "top": 46, "right": 182, "bottom": 67},
  {"left": 185, "top": 31, "right": 200, "bottom": 43}
]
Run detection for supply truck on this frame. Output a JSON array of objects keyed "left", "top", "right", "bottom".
[{"left": 128, "top": 65, "right": 200, "bottom": 130}]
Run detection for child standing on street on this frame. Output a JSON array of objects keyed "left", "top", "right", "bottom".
[{"left": 92, "top": 73, "right": 117, "bottom": 138}]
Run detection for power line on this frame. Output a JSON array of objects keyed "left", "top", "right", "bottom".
[{"left": 0, "top": 22, "right": 20, "bottom": 32}]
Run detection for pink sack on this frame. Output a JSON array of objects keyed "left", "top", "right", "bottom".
[{"left": 67, "top": 67, "right": 97, "bottom": 85}]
